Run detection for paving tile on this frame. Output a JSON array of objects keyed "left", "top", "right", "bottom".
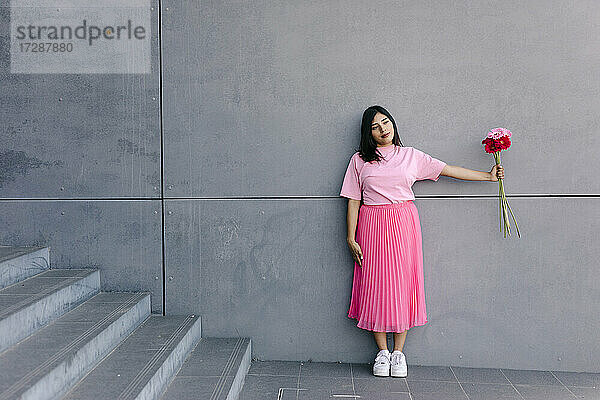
[
  {"left": 280, "top": 388, "right": 329, "bottom": 400},
  {"left": 352, "top": 363, "right": 379, "bottom": 379},
  {"left": 406, "top": 379, "right": 469, "bottom": 400},
  {"left": 551, "top": 371, "right": 600, "bottom": 388},
  {"left": 238, "top": 389, "right": 271, "bottom": 400},
  {"left": 353, "top": 376, "right": 409, "bottom": 393},
  {"left": 461, "top": 382, "right": 523, "bottom": 399},
  {"left": 451, "top": 366, "right": 511, "bottom": 384},
  {"left": 298, "top": 376, "right": 354, "bottom": 394},
  {"left": 501, "top": 369, "right": 563, "bottom": 386},
  {"left": 281, "top": 388, "right": 412, "bottom": 399},
  {"left": 403, "top": 365, "right": 457, "bottom": 382},
  {"left": 300, "top": 361, "right": 352, "bottom": 378},
  {"left": 513, "top": 384, "right": 578, "bottom": 399},
  {"left": 247, "top": 360, "right": 301, "bottom": 377},
  {"left": 409, "top": 393, "right": 468, "bottom": 400},
  {"left": 354, "top": 392, "right": 412, "bottom": 400},
  {"left": 239, "top": 361, "right": 598, "bottom": 400},
  {"left": 567, "top": 385, "right": 600, "bottom": 399},
  {"left": 237, "top": 375, "right": 298, "bottom": 400}
]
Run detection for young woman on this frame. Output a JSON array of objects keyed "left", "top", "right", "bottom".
[{"left": 340, "top": 105, "right": 504, "bottom": 378}]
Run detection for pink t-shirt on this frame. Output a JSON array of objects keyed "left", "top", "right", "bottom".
[{"left": 340, "top": 145, "right": 446, "bottom": 205}]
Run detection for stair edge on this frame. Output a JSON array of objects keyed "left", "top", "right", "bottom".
[
  {"left": 0, "top": 269, "right": 101, "bottom": 353},
  {"left": 0, "top": 247, "right": 50, "bottom": 290},
  {"left": 4, "top": 293, "right": 151, "bottom": 400}
]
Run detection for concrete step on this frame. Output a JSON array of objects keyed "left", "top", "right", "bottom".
[
  {"left": 0, "top": 269, "right": 100, "bottom": 353},
  {"left": 0, "top": 292, "right": 150, "bottom": 400},
  {"left": 160, "top": 337, "right": 252, "bottom": 400},
  {"left": 0, "top": 246, "right": 49, "bottom": 289},
  {"left": 63, "top": 314, "right": 202, "bottom": 400}
]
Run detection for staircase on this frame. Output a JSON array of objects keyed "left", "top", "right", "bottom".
[{"left": 0, "top": 245, "right": 252, "bottom": 400}]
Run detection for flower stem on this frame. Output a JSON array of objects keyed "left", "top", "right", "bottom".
[
  {"left": 498, "top": 181, "right": 502, "bottom": 232},
  {"left": 495, "top": 152, "right": 512, "bottom": 237},
  {"left": 505, "top": 198, "right": 521, "bottom": 238},
  {"left": 495, "top": 152, "right": 502, "bottom": 233}
]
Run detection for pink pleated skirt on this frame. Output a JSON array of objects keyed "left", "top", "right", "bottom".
[{"left": 347, "top": 200, "right": 428, "bottom": 332}]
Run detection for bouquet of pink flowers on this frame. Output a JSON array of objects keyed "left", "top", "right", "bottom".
[{"left": 482, "top": 128, "right": 521, "bottom": 238}]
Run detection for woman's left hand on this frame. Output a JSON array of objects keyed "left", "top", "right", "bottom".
[{"left": 490, "top": 164, "right": 504, "bottom": 182}]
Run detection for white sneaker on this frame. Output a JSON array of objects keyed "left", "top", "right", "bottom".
[
  {"left": 390, "top": 350, "right": 407, "bottom": 377},
  {"left": 372, "top": 349, "right": 391, "bottom": 377}
]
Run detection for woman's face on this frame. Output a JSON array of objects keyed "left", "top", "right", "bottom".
[{"left": 371, "top": 112, "right": 394, "bottom": 147}]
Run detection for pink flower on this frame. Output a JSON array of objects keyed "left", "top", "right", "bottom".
[{"left": 487, "top": 127, "right": 512, "bottom": 140}]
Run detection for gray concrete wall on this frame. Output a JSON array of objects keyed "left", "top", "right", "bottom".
[
  {"left": 1, "top": 0, "right": 599, "bottom": 371},
  {"left": 0, "top": 0, "right": 163, "bottom": 313}
]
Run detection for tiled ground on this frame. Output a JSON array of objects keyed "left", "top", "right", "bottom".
[{"left": 239, "top": 360, "right": 600, "bottom": 400}]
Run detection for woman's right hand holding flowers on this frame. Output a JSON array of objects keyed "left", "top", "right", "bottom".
[{"left": 347, "top": 238, "right": 363, "bottom": 267}]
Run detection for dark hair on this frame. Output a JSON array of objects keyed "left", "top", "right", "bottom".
[{"left": 358, "top": 105, "right": 404, "bottom": 162}]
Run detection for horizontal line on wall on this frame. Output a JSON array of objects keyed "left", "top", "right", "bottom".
[
  {"left": 0, "top": 194, "right": 599, "bottom": 202},
  {"left": 0, "top": 198, "right": 162, "bottom": 202}
]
